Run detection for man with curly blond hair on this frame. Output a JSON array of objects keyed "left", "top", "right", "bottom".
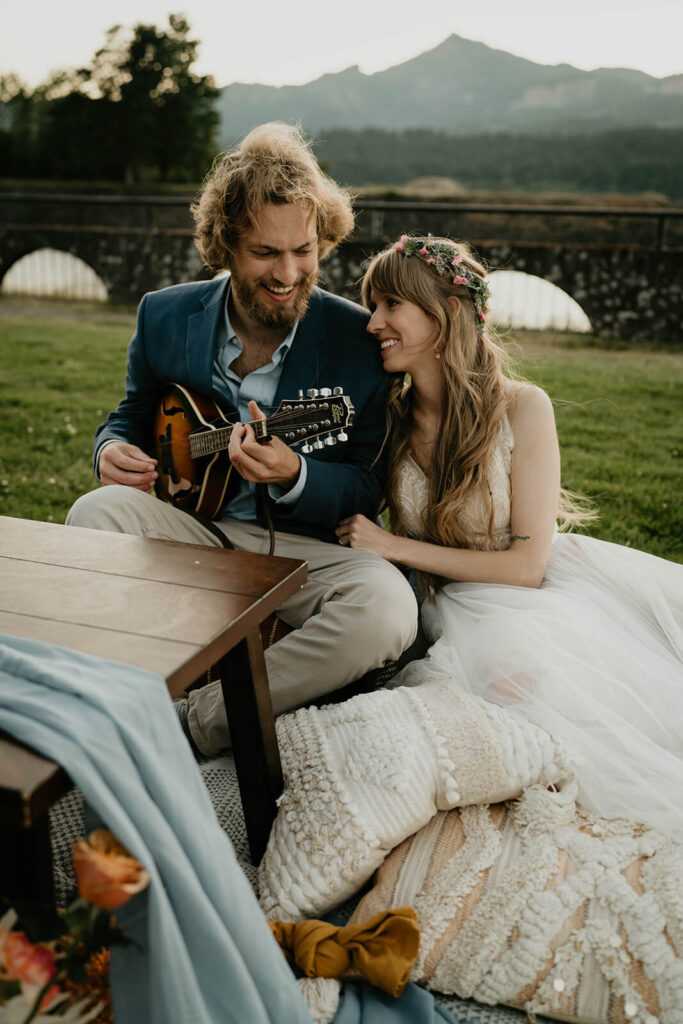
[{"left": 68, "top": 123, "right": 418, "bottom": 756}]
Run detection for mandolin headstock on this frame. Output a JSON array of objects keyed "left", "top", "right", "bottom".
[{"left": 265, "top": 388, "right": 354, "bottom": 451}]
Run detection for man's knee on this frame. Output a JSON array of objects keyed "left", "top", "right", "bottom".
[
  {"left": 355, "top": 566, "right": 418, "bottom": 659},
  {"left": 67, "top": 485, "right": 150, "bottom": 535}
]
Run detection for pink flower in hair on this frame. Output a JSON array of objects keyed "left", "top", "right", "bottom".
[
  {"left": 394, "top": 242, "right": 404, "bottom": 251},
  {"left": 400, "top": 234, "right": 408, "bottom": 242},
  {"left": 453, "top": 275, "right": 468, "bottom": 286},
  {"left": 419, "top": 247, "right": 429, "bottom": 256},
  {"left": 452, "top": 255, "right": 463, "bottom": 266},
  {"left": 426, "top": 257, "right": 436, "bottom": 265}
]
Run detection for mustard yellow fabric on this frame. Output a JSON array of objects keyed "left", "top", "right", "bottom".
[{"left": 269, "top": 907, "right": 420, "bottom": 998}]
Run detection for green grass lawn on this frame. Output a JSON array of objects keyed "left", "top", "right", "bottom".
[{"left": 1, "top": 303, "right": 681, "bottom": 562}]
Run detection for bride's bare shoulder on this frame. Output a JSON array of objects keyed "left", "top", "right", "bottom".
[{"left": 505, "top": 382, "right": 555, "bottom": 433}]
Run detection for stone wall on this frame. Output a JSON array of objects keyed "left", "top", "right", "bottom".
[
  {"left": 0, "top": 194, "right": 207, "bottom": 304},
  {"left": 1, "top": 193, "right": 681, "bottom": 342},
  {"left": 322, "top": 241, "right": 683, "bottom": 343}
]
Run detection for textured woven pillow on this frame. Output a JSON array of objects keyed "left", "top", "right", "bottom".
[
  {"left": 350, "top": 790, "right": 683, "bottom": 1024},
  {"left": 259, "top": 678, "right": 575, "bottom": 921}
]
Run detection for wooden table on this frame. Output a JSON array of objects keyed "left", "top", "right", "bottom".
[{"left": 0, "top": 515, "right": 307, "bottom": 898}]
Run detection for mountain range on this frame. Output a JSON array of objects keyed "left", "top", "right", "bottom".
[{"left": 218, "top": 34, "right": 683, "bottom": 144}]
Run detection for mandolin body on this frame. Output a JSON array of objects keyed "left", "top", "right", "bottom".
[{"left": 153, "top": 384, "right": 235, "bottom": 519}]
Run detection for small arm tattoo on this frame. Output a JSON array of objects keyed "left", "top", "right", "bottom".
[{"left": 511, "top": 535, "right": 530, "bottom": 542}]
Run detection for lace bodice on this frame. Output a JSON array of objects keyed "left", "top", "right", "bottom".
[{"left": 396, "top": 414, "right": 514, "bottom": 550}]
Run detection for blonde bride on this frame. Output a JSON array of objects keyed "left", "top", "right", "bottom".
[{"left": 336, "top": 234, "right": 683, "bottom": 841}]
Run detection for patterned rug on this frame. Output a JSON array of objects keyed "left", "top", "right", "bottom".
[{"left": 49, "top": 756, "right": 539, "bottom": 1024}]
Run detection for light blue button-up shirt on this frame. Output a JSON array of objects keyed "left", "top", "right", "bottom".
[{"left": 213, "top": 284, "right": 307, "bottom": 519}]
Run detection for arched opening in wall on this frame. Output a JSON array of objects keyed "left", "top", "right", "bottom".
[
  {"left": 1, "top": 248, "right": 108, "bottom": 302},
  {"left": 487, "top": 270, "right": 592, "bottom": 333}
]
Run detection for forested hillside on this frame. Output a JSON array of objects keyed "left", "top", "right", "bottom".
[{"left": 314, "top": 128, "right": 683, "bottom": 199}]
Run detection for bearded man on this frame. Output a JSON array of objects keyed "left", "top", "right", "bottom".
[{"left": 67, "top": 122, "right": 418, "bottom": 756}]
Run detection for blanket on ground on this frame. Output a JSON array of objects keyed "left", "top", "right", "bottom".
[{"left": 0, "top": 633, "right": 313, "bottom": 1024}]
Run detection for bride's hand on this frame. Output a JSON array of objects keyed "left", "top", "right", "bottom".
[{"left": 336, "top": 514, "right": 399, "bottom": 560}]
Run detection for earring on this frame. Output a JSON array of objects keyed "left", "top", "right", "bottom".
[{"left": 434, "top": 349, "right": 441, "bottom": 360}]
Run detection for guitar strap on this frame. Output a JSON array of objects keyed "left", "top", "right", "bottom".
[
  {"left": 184, "top": 487, "right": 276, "bottom": 557},
  {"left": 183, "top": 509, "right": 236, "bottom": 550},
  {"left": 182, "top": 495, "right": 276, "bottom": 692},
  {"left": 256, "top": 484, "right": 277, "bottom": 557}
]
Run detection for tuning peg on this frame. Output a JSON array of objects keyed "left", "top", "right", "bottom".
[
  {"left": 333, "top": 387, "right": 343, "bottom": 395},
  {"left": 319, "top": 387, "right": 331, "bottom": 397},
  {"left": 306, "top": 388, "right": 319, "bottom": 398},
  {"left": 301, "top": 443, "right": 313, "bottom": 454},
  {"left": 324, "top": 436, "right": 337, "bottom": 446},
  {"left": 313, "top": 439, "right": 325, "bottom": 450},
  {"left": 337, "top": 431, "right": 348, "bottom": 442},
  {"left": 298, "top": 389, "right": 304, "bottom": 400}
]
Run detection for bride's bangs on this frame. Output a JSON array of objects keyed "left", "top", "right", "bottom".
[{"left": 362, "top": 249, "right": 433, "bottom": 309}]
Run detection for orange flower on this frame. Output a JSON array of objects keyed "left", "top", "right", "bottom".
[
  {"left": 64, "top": 948, "right": 113, "bottom": 1024},
  {"left": 72, "top": 830, "right": 150, "bottom": 910}
]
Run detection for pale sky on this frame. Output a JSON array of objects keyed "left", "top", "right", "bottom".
[{"left": 2, "top": 0, "right": 682, "bottom": 90}]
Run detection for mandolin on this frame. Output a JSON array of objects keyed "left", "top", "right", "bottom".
[{"left": 153, "top": 383, "right": 354, "bottom": 519}]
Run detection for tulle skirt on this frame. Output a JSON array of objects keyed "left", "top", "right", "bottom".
[{"left": 394, "top": 533, "right": 683, "bottom": 841}]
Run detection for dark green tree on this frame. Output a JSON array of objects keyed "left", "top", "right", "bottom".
[
  {"left": 38, "top": 90, "right": 122, "bottom": 180},
  {"left": 1, "top": 16, "right": 218, "bottom": 183},
  {"left": 85, "top": 13, "right": 219, "bottom": 182},
  {"left": 0, "top": 75, "right": 39, "bottom": 176},
  {"left": 28, "top": 68, "right": 120, "bottom": 181}
]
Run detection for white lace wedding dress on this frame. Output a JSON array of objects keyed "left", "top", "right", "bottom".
[{"left": 393, "top": 414, "right": 683, "bottom": 840}]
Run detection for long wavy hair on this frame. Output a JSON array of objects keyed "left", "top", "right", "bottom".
[
  {"left": 362, "top": 236, "right": 594, "bottom": 581},
  {"left": 191, "top": 122, "right": 354, "bottom": 271}
]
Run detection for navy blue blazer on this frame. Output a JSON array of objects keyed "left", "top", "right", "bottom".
[{"left": 94, "top": 276, "right": 391, "bottom": 543}]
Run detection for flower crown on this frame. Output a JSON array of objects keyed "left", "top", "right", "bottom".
[{"left": 393, "top": 234, "right": 490, "bottom": 333}]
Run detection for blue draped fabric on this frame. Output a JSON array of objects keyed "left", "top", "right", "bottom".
[
  {"left": 0, "top": 634, "right": 313, "bottom": 1024},
  {"left": 335, "top": 981, "right": 461, "bottom": 1024}
]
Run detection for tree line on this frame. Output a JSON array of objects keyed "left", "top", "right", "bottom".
[
  {"left": 313, "top": 128, "right": 683, "bottom": 201},
  {"left": 0, "top": 15, "right": 218, "bottom": 184}
]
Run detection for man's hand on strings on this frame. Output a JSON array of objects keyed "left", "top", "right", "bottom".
[{"left": 229, "top": 400, "right": 301, "bottom": 488}]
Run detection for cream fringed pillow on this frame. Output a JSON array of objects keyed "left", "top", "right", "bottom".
[
  {"left": 258, "top": 678, "right": 575, "bottom": 921},
  {"left": 350, "top": 791, "right": 683, "bottom": 1024}
]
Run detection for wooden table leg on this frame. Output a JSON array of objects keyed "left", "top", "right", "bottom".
[
  {"left": 1, "top": 817, "right": 55, "bottom": 904},
  {"left": 219, "top": 629, "right": 283, "bottom": 864},
  {"left": 0, "top": 735, "right": 71, "bottom": 906}
]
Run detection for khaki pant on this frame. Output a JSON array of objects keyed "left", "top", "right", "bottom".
[{"left": 67, "top": 486, "right": 418, "bottom": 755}]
